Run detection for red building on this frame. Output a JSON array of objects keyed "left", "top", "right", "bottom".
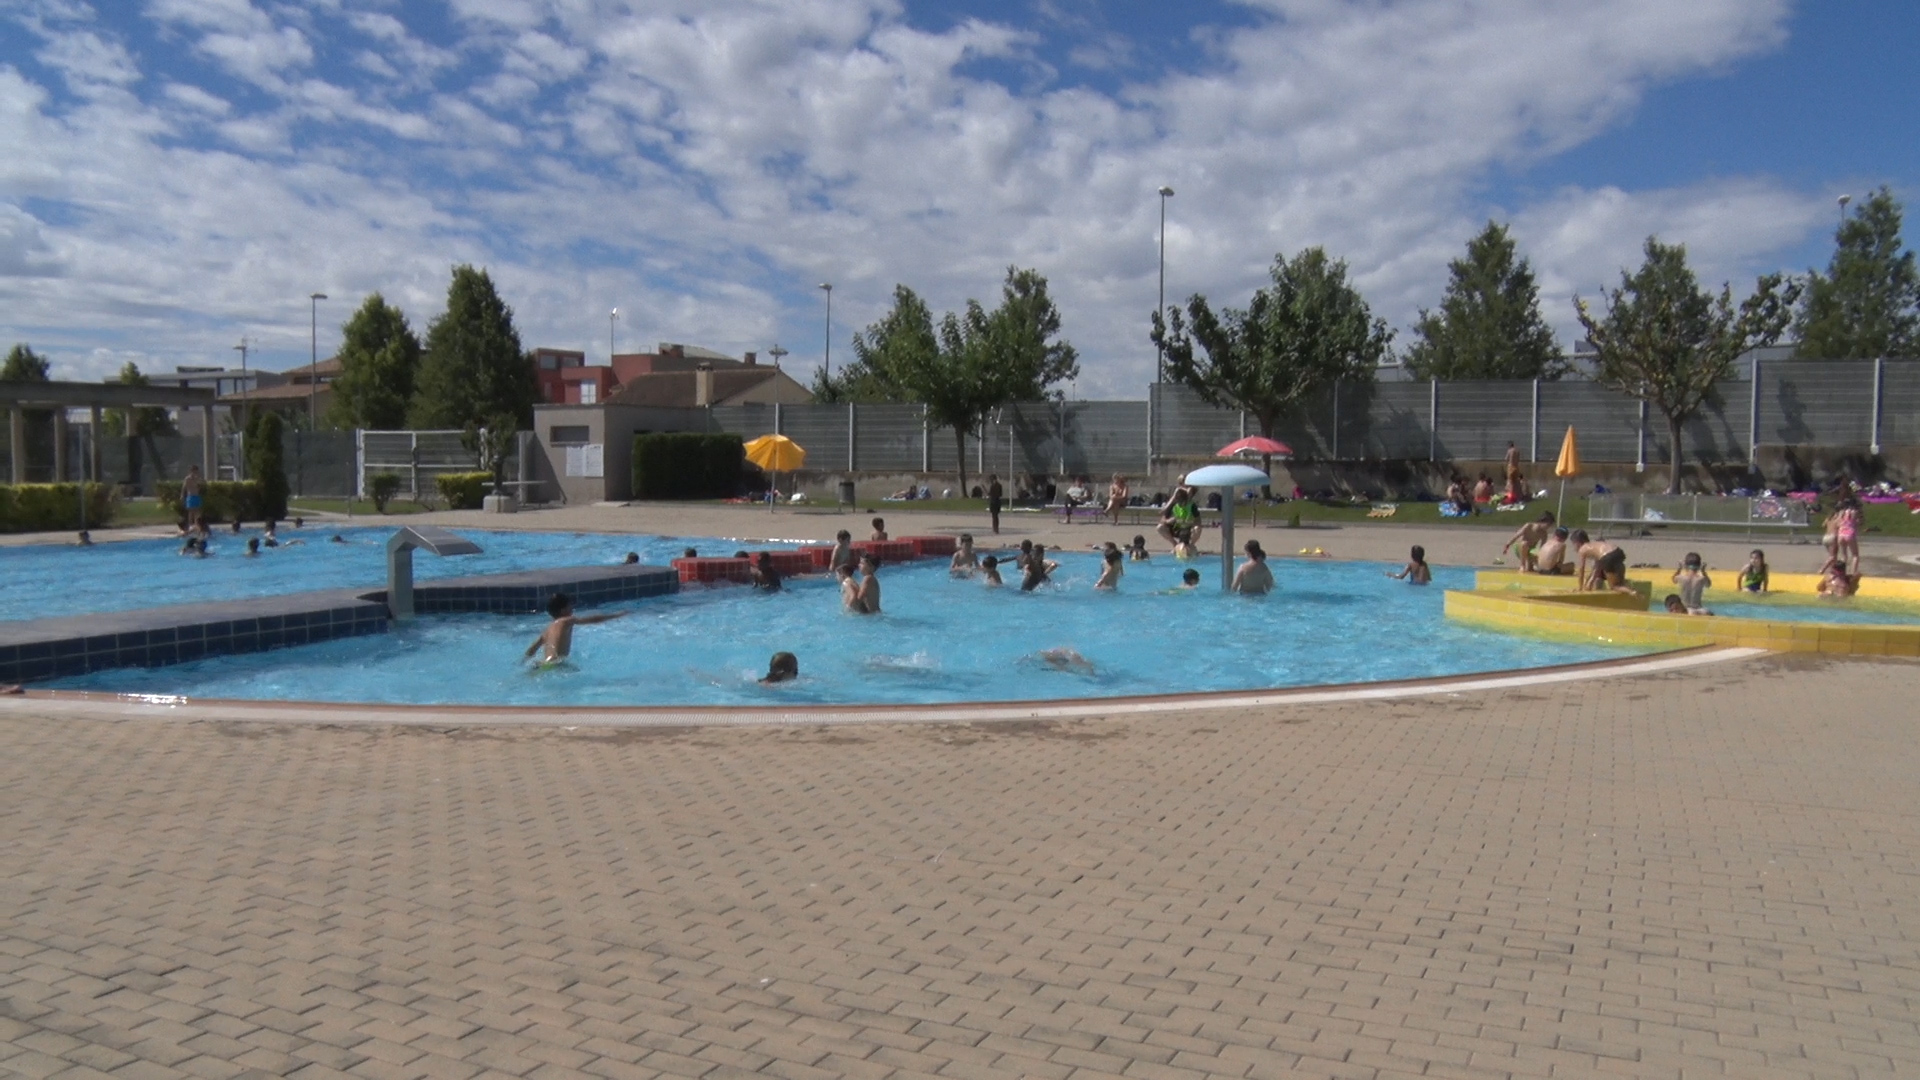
[{"left": 530, "top": 348, "right": 618, "bottom": 405}]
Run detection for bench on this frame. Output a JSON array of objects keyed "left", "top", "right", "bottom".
[{"left": 1585, "top": 494, "right": 1810, "bottom": 540}]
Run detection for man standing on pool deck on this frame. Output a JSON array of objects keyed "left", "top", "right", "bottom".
[
  {"left": 182, "top": 465, "right": 205, "bottom": 531},
  {"left": 524, "top": 593, "right": 629, "bottom": 666},
  {"left": 986, "top": 474, "right": 1004, "bottom": 535}
]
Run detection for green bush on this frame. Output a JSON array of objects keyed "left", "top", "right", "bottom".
[
  {"left": 631, "top": 433, "right": 744, "bottom": 500},
  {"left": 435, "top": 471, "right": 492, "bottom": 510},
  {"left": 369, "top": 473, "right": 403, "bottom": 512},
  {"left": 244, "top": 410, "right": 290, "bottom": 521},
  {"left": 0, "top": 483, "right": 117, "bottom": 533},
  {"left": 157, "top": 479, "right": 266, "bottom": 523}
]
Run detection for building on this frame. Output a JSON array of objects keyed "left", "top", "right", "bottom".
[
  {"left": 531, "top": 348, "right": 619, "bottom": 405},
  {"left": 213, "top": 356, "right": 338, "bottom": 428}
]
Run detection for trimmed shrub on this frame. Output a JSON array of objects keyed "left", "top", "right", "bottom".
[
  {"left": 244, "top": 410, "right": 290, "bottom": 521},
  {"left": 631, "top": 433, "right": 745, "bottom": 500},
  {"left": 369, "top": 473, "right": 403, "bottom": 512},
  {"left": 157, "top": 480, "right": 266, "bottom": 524},
  {"left": 0, "top": 483, "right": 117, "bottom": 533},
  {"left": 435, "top": 471, "right": 492, "bottom": 510}
]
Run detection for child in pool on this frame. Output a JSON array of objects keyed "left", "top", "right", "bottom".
[
  {"left": 855, "top": 553, "right": 883, "bottom": 614},
  {"left": 1232, "top": 540, "right": 1274, "bottom": 594},
  {"left": 245, "top": 537, "right": 261, "bottom": 557},
  {"left": 523, "top": 592, "right": 629, "bottom": 666},
  {"left": 869, "top": 516, "right": 888, "bottom": 541},
  {"left": 1671, "top": 552, "right": 1712, "bottom": 614},
  {"left": 1094, "top": 548, "right": 1123, "bottom": 590},
  {"left": 1162, "top": 568, "right": 1202, "bottom": 593},
  {"left": 1020, "top": 545, "right": 1058, "bottom": 591},
  {"left": 760, "top": 652, "right": 799, "bottom": 684},
  {"left": 1663, "top": 594, "right": 1688, "bottom": 614},
  {"left": 1388, "top": 545, "right": 1431, "bottom": 585},
  {"left": 1739, "top": 549, "right": 1769, "bottom": 594},
  {"left": 1014, "top": 539, "right": 1034, "bottom": 572},
  {"left": 835, "top": 565, "right": 862, "bottom": 610},
  {"left": 1039, "top": 647, "right": 1094, "bottom": 674},
  {"left": 1127, "top": 535, "right": 1150, "bottom": 562},
  {"left": 828, "top": 530, "right": 854, "bottom": 572},
  {"left": 950, "top": 533, "right": 979, "bottom": 575},
  {"left": 980, "top": 554, "right": 1004, "bottom": 587}
]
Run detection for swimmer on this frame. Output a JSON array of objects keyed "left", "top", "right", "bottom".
[
  {"left": 980, "top": 554, "right": 1004, "bottom": 587},
  {"left": 230, "top": 519, "right": 243, "bottom": 534},
  {"left": 760, "top": 651, "right": 799, "bottom": 684},
  {"left": 292, "top": 515, "right": 305, "bottom": 529},
  {"left": 682, "top": 547, "right": 698, "bottom": 559},
  {"left": 245, "top": 537, "right": 261, "bottom": 557},
  {"left": 1094, "top": 548, "right": 1123, "bottom": 590},
  {"left": 75, "top": 530, "right": 93, "bottom": 546},
  {"left": 1020, "top": 544, "right": 1057, "bottom": 592},
  {"left": 950, "top": 533, "right": 979, "bottom": 575},
  {"left": 732, "top": 550, "right": 749, "bottom": 559},
  {"left": 1232, "top": 540, "right": 1274, "bottom": 594},
  {"left": 1038, "top": 647, "right": 1094, "bottom": 675},
  {"left": 1179, "top": 568, "right": 1201, "bottom": 589},
  {"left": 1388, "top": 544, "right": 1432, "bottom": 585},
  {"left": 869, "top": 516, "right": 888, "bottom": 542},
  {"left": 1663, "top": 594, "right": 1688, "bottom": 614},
  {"left": 1014, "top": 539, "right": 1034, "bottom": 572},
  {"left": 1127, "top": 535, "right": 1150, "bottom": 562},
  {"left": 855, "top": 553, "right": 882, "bottom": 613},
  {"left": 835, "top": 565, "right": 862, "bottom": 611},
  {"left": 623, "top": 552, "right": 639, "bottom": 564},
  {"left": 523, "top": 592, "right": 629, "bottom": 666},
  {"left": 1671, "top": 552, "right": 1712, "bottom": 615},
  {"left": 330, "top": 535, "right": 348, "bottom": 544},
  {"left": 749, "top": 551, "right": 782, "bottom": 591},
  {"left": 263, "top": 522, "right": 280, "bottom": 547},
  {"left": 828, "top": 530, "right": 854, "bottom": 572}
]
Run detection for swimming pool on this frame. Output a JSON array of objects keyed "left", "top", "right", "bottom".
[
  {"left": 1708, "top": 596, "right": 1920, "bottom": 626},
  {"left": 48, "top": 557, "right": 1649, "bottom": 706},
  {"left": 0, "top": 528, "right": 771, "bottom": 620}
]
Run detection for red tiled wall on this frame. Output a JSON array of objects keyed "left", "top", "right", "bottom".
[{"left": 902, "top": 536, "right": 956, "bottom": 557}]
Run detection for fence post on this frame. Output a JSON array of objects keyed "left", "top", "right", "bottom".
[
  {"left": 1331, "top": 379, "right": 1340, "bottom": 460},
  {"left": 1748, "top": 356, "right": 1761, "bottom": 465},
  {"left": 1428, "top": 379, "right": 1438, "bottom": 462},
  {"left": 1529, "top": 379, "right": 1540, "bottom": 463},
  {"left": 1146, "top": 385, "right": 1156, "bottom": 472},
  {"left": 1239, "top": 409, "right": 1247, "bottom": 441},
  {"left": 847, "top": 402, "right": 856, "bottom": 471},
  {"left": 1871, "top": 356, "right": 1884, "bottom": 455},
  {"left": 409, "top": 431, "right": 420, "bottom": 496},
  {"left": 921, "top": 406, "right": 931, "bottom": 472},
  {"left": 1636, "top": 400, "right": 1647, "bottom": 473},
  {"left": 353, "top": 429, "right": 365, "bottom": 499},
  {"left": 1057, "top": 400, "right": 1066, "bottom": 476}
]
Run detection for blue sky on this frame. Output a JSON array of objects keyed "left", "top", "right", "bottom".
[{"left": 1, "top": 0, "right": 1913, "bottom": 395}]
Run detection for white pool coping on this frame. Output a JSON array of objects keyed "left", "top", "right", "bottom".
[{"left": 2, "top": 646, "right": 1764, "bottom": 729}]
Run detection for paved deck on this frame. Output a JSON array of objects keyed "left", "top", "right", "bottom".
[{"left": 7, "top": 652, "right": 1920, "bottom": 1079}]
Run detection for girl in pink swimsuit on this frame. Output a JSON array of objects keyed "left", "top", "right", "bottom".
[{"left": 1836, "top": 500, "right": 1862, "bottom": 576}]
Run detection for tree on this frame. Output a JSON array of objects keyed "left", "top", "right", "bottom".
[
  {"left": 1576, "top": 237, "right": 1798, "bottom": 494},
  {"left": 2, "top": 343, "right": 51, "bottom": 382},
  {"left": 99, "top": 362, "right": 176, "bottom": 438},
  {"left": 329, "top": 293, "right": 421, "bottom": 429},
  {"left": 842, "top": 269, "right": 1078, "bottom": 497},
  {"left": 1404, "top": 222, "right": 1564, "bottom": 380},
  {"left": 1151, "top": 248, "right": 1392, "bottom": 475},
  {"left": 1796, "top": 186, "right": 1919, "bottom": 359},
  {"left": 244, "top": 409, "right": 289, "bottom": 521},
  {"left": 409, "top": 265, "right": 538, "bottom": 430}
]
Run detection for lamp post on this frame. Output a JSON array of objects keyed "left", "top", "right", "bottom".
[
  {"left": 818, "top": 282, "right": 833, "bottom": 382},
  {"left": 1838, "top": 193, "right": 1851, "bottom": 231},
  {"left": 768, "top": 344, "right": 788, "bottom": 373},
  {"left": 308, "top": 292, "right": 327, "bottom": 429},
  {"left": 1157, "top": 185, "right": 1174, "bottom": 383},
  {"left": 610, "top": 308, "right": 619, "bottom": 361}
]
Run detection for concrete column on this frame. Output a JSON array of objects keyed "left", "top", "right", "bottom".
[
  {"left": 89, "top": 405, "right": 102, "bottom": 482},
  {"left": 8, "top": 405, "right": 24, "bottom": 484},
  {"left": 201, "top": 406, "right": 215, "bottom": 479},
  {"left": 52, "top": 409, "right": 68, "bottom": 482}
]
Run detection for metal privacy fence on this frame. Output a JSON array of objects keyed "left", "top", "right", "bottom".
[{"left": 693, "top": 358, "right": 1917, "bottom": 475}]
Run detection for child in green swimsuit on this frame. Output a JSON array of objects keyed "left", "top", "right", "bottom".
[{"left": 1738, "top": 549, "right": 1769, "bottom": 594}]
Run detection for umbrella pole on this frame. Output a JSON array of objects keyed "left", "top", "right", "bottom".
[{"left": 1557, "top": 478, "right": 1566, "bottom": 524}]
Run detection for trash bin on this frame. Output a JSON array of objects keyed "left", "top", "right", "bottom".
[{"left": 838, "top": 480, "right": 856, "bottom": 506}]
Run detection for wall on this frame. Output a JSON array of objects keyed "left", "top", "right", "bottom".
[{"left": 530, "top": 403, "right": 708, "bottom": 504}]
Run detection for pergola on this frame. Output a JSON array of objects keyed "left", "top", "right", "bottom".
[{"left": 1, "top": 381, "right": 219, "bottom": 485}]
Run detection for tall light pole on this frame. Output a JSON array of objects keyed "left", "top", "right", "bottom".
[
  {"left": 1157, "top": 185, "right": 1174, "bottom": 384},
  {"left": 1837, "top": 193, "right": 1852, "bottom": 231},
  {"left": 768, "top": 344, "right": 788, "bottom": 373},
  {"left": 610, "top": 308, "right": 619, "bottom": 361},
  {"left": 818, "top": 283, "right": 834, "bottom": 382},
  {"left": 233, "top": 338, "right": 251, "bottom": 436},
  {"left": 308, "top": 292, "right": 326, "bottom": 429}
]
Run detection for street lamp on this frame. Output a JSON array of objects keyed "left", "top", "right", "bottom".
[
  {"left": 818, "top": 283, "right": 833, "bottom": 382},
  {"left": 1838, "top": 193, "right": 1852, "bottom": 231},
  {"left": 768, "top": 344, "right": 788, "bottom": 373},
  {"left": 308, "top": 292, "right": 327, "bottom": 429},
  {"left": 233, "top": 338, "right": 251, "bottom": 435},
  {"left": 1157, "top": 185, "right": 1174, "bottom": 384},
  {"left": 610, "top": 308, "right": 619, "bottom": 361}
]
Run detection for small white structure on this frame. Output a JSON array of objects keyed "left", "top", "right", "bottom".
[
  {"left": 1183, "top": 463, "right": 1270, "bottom": 591},
  {"left": 387, "top": 526, "right": 483, "bottom": 620}
]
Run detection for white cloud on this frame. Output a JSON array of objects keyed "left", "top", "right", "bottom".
[{"left": 0, "top": 0, "right": 1841, "bottom": 392}]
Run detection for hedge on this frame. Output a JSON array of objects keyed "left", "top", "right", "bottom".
[
  {"left": 0, "top": 483, "right": 116, "bottom": 533},
  {"left": 156, "top": 479, "right": 267, "bottom": 524},
  {"left": 632, "top": 433, "right": 744, "bottom": 500},
  {"left": 435, "top": 471, "right": 493, "bottom": 510}
]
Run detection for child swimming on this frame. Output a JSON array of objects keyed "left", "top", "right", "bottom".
[
  {"left": 951, "top": 533, "right": 979, "bottom": 575},
  {"left": 1387, "top": 545, "right": 1431, "bottom": 585},
  {"left": 980, "top": 554, "right": 1004, "bottom": 587},
  {"left": 760, "top": 652, "right": 799, "bottom": 684},
  {"left": 523, "top": 593, "right": 629, "bottom": 666},
  {"left": 1094, "top": 548, "right": 1123, "bottom": 590},
  {"left": 1020, "top": 545, "right": 1058, "bottom": 592}
]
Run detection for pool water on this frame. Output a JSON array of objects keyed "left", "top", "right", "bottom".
[
  {"left": 50, "top": 558, "right": 1649, "bottom": 706},
  {"left": 0, "top": 528, "right": 775, "bottom": 620},
  {"left": 1707, "top": 596, "right": 1920, "bottom": 626}
]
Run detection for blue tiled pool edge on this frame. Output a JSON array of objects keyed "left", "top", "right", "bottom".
[{"left": 0, "top": 565, "right": 679, "bottom": 684}]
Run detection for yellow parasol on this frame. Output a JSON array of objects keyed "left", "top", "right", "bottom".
[
  {"left": 1553, "top": 425, "right": 1578, "bottom": 521},
  {"left": 743, "top": 434, "right": 806, "bottom": 511}
]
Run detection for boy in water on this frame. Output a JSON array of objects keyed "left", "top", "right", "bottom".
[
  {"left": 950, "top": 533, "right": 979, "bottom": 575},
  {"left": 855, "top": 554, "right": 882, "bottom": 613},
  {"left": 1039, "top": 647, "right": 1094, "bottom": 674},
  {"left": 1231, "top": 540, "right": 1274, "bottom": 594},
  {"left": 1501, "top": 512, "right": 1555, "bottom": 572},
  {"left": 1388, "top": 545, "right": 1432, "bottom": 584},
  {"left": 1127, "top": 535, "right": 1150, "bottom": 561},
  {"left": 980, "top": 554, "right": 1004, "bottom": 587},
  {"left": 75, "top": 530, "right": 93, "bottom": 546},
  {"left": 1663, "top": 594, "right": 1688, "bottom": 614},
  {"left": 1020, "top": 545, "right": 1057, "bottom": 591},
  {"left": 1180, "top": 568, "right": 1201, "bottom": 589},
  {"left": 1014, "top": 539, "right": 1035, "bottom": 571},
  {"left": 869, "top": 516, "right": 888, "bottom": 541},
  {"left": 749, "top": 552, "right": 782, "bottom": 591},
  {"left": 245, "top": 537, "right": 261, "bottom": 557},
  {"left": 523, "top": 593, "right": 629, "bottom": 666},
  {"left": 828, "top": 530, "right": 854, "bottom": 572},
  {"left": 1094, "top": 548, "right": 1124, "bottom": 590},
  {"left": 760, "top": 652, "right": 799, "bottom": 684},
  {"left": 1671, "top": 552, "right": 1712, "bottom": 614}
]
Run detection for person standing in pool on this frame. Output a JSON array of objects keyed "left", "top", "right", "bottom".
[
  {"left": 182, "top": 465, "right": 205, "bottom": 531},
  {"left": 835, "top": 565, "right": 862, "bottom": 611},
  {"left": 1232, "top": 540, "right": 1274, "bottom": 594},
  {"left": 980, "top": 554, "right": 1004, "bottom": 587},
  {"left": 1388, "top": 545, "right": 1432, "bottom": 584},
  {"left": 950, "top": 533, "right": 979, "bottom": 575},
  {"left": 749, "top": 552, "right": 782, "bottom": 591},
  {"left": 855, "top": 554, "right": 882, "bottom": 613},
  {"left": 828, "top": 530, "right": 855, "bottom": 573},
  {"left": 1020, "top": 545, "right": 1057, "bottom": 591},
  {"left": 1094, "top": 547, "right": 1124, "bottom": 590},
  {"left": 524, "top": 593, "right": 629, "bottom": 666}
]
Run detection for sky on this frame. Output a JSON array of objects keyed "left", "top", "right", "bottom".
[{"left": 1, "top": 0, "right": 1915, "bottom": 397}]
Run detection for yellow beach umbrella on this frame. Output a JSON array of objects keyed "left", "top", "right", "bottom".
[
  {"left": 1554, "top": 425, "right": 1579, "bottom": 522},
  {"left": 743, "top": 434, "right": 806, "bottom": 511}
]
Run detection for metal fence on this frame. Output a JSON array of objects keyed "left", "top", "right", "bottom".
[{"left": 355, "top": 430, "right": 486, "bottom": 498}]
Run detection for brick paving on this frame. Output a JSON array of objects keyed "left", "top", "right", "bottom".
[{"left": 6, "top": 653, "right": 1920, "bottom": 1079}]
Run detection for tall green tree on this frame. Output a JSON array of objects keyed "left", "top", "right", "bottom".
[
  {"left": 99, "top": 362, "right": 176, "bottom": 438},
  {"left": 841, "top": 268, "right": 1078, "bottom": 496},
  {"left": 1576, "top": 237, "right": 1798, "bottom": 494},
  {"left": 409, "top": 265, "right": 538, "bottom": 430},
  {"left": 329, "top": 293, "right": 421, "bottom": 430},
  {"left": 1151, "top": 248, "right": 1392, "bottom": 474},
  {"left": 1404, "top": 222, "right": 1564, "bottom": 380},
  {"left": 2, "top": 343, "right": 51, "bottom": 382},
  {"left": 1795, "top": 186, "right": 1919, "bottom": 359},
  {"left": 244, "top": 409, "right": 289, "bottom": 521},
  {"left": 3, "top": 344, "right": 53, "bottom": 479}
]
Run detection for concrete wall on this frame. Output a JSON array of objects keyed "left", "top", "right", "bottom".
[{"left": 530, "top": 403, "right": 707, "bottom": 504}]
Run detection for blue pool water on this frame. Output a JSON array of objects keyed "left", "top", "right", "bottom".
[
  {"left": 1708, "top": 596, "right": 1920, "bottom": 626},
  {"left": 50, "top": 557, "right": 1649, "bottom": 706},
  {"left": 0, "top": 527, "right": 775, "bottom": 620}
]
